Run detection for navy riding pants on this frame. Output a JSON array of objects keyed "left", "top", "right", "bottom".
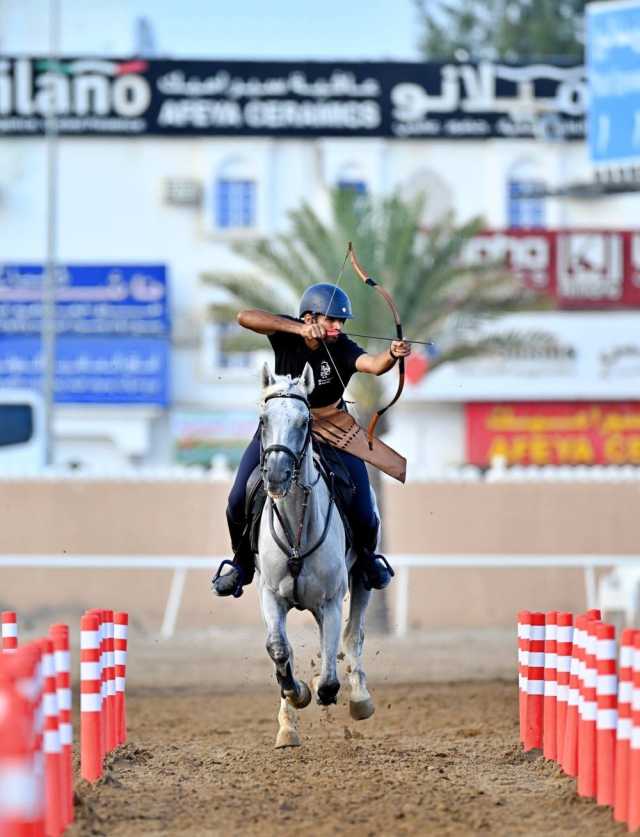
[{"left": 226, "top": 427, "right": 379, "bottom": 553}]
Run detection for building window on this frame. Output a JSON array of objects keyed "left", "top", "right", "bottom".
[
  {"left": 337, "top": 178, "right": 367, "bottom": 195},
  {"left": 216, "top": 322, "right": 251, "bottom": 369},
  {"left": 215, "top": 178, "right": 256, "bottom": 229},
  {"left": 213, "top": 156, "right": 257, "bottom": 231},
  {"left": 508, "top": 179, "right": 545, "bottom": 228}
]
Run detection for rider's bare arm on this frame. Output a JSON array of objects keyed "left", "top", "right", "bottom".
[
  {"left": 355, "top": 341, "right": 411, "bottom": 376},
  {"left": 237, "top": 309, "right": 304, "bottom": 337},
  {"left": 237, "top": 309, "right": 328, "bottom": 344}
]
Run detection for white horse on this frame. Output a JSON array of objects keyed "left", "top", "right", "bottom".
[{"left": 257, "top": 362, "right": 375, "bottom": 748}]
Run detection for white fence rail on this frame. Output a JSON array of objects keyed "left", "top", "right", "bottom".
[{"left": 1, "top": 554, "right": 639, "bottom": 638}]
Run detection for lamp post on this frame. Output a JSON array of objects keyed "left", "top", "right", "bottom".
[{"left": 42, "top": 0, "right": 60, "bottom": 465}]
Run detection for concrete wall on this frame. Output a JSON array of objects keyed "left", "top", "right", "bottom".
[{"left": 1, "top": 479, "right": 637, "bottom": 633}]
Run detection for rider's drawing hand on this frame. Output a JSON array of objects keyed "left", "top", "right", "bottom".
[
  {"left": 390, "top": 340, "right": 411, "bottom": 358},
  {"left": 300, "top": 322, "right": 327, "bottom": 341}
]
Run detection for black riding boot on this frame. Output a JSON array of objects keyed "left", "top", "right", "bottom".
[
  {"left": 356, "top": 549, "right": 395, "bottom": 590},
  {"left": 353, "top": 525, "right": 395, "bottom": 591},
  {"left": 212, "top": 512, "right": 256, "bottom": 598}
]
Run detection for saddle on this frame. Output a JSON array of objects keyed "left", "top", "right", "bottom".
[{"left": 244, "top": 440, "right": 354, "bottom": 556}]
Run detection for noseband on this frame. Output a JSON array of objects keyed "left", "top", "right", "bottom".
[{"left": 260, "top": 392, "right": 313, "bottom": 486}]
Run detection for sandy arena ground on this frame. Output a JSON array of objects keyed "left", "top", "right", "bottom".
[{"left": 62, "top": 626, "right": 626, "bottom": 837}]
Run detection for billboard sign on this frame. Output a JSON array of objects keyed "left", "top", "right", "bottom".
[
  {"left": 0, "top": 336, "right": 169, "bottom": 405},
  {"left": 465, "top": 229, "right": 640, "bottom": 308},
  {"left": 0, "top": 57, "right": 585, "bottom": 140},
  {"left": 586, "top": 0, "right": 640, "bottom": 167},
  {"left": 410, "top": 312, "right": 640, "bottom": 402},
  {"left": 172, "top": 409, "right": 258, "bottom": 467},
  {"left": 0, "top": 264, "right": 169, "bottom": 336},
  {"left": 466, "top": 401, "right": 640, "bottom": 466}
]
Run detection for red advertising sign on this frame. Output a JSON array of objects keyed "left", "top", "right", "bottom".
[
  {"left": 466, "top": 402, "right": 640, "bottom": 466},
  {"left": 465, "top": 230, "right": 640, "bottom": 308}
]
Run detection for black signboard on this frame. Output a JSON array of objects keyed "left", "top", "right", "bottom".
[{"left": 0, "top": 57, "right": 585, "bottom": 140}]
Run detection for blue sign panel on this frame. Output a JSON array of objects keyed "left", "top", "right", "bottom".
[
  {"left": 0, "top": 264, "right": 170, "bottom": 336},
  {"left": 587, "top": 0, "right": 640, "bottom": 165},
  {"left": 0, "top": 337, "right": 169, "bottom": 405}
]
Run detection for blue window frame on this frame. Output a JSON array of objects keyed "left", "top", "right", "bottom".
[
  {"left": 508, "top": 179, "right": 545, "bottom": 228},
  {"left": 215, "top": 178, "right": 256, "bottom": 229},
  {"left": 337, "top": 179, "right": 367, "bottom": 195}
]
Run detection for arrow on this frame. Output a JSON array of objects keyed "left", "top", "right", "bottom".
[{"left": 344, "top": 331, "right": 436, "bottom": 348}]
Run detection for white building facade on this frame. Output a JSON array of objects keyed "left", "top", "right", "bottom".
[{"left": 1, "top": 6, "right": 639, "bottom": 476}]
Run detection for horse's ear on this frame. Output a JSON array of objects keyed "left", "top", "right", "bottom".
[
  {"left": 300, "top": 362, "right": 315, "bottom": 395},
  {"left": 261, "top": 362, "right": 275, "bottom": 390}
]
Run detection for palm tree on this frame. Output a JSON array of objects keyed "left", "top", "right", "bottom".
[{"left": 202, "top": 188, "right": 549, "bottom": 631}]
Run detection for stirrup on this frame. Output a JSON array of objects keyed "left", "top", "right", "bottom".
[
  {"left": 359, "top": 552, "right": 395, "bottom": 591},
  {"left": 211, "top": 560, "right": 245, "bottom": 598}
]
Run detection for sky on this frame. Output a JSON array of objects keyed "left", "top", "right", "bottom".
[{"left": 2, "top": 0, "right": 423, "bottom": 61}]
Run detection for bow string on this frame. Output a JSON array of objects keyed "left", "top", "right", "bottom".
[{"left": 321, "top": 241, "right": 405, "bottom": 450}]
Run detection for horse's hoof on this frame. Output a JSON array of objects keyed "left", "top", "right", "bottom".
[
  {"left": 317, "top": 680, "right": 340, "bottom": 706},
  {"left": 349, "top": 698, "right": 375, "bottom": 721},
  {"left": 286, "top": 681, "right": 311, "bottom": 709},
  {"left": 275, "top": 728, "right": 301, "bottom": 748}
]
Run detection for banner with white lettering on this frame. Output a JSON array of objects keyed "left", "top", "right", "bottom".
[{"left": 0, "top": 57, "right": 585, "bottom": 139}]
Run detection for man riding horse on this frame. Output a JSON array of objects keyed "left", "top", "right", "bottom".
[{"left": 212, "top": 282, "right": 411, "bottom": 598}]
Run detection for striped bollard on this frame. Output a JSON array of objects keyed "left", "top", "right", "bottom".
[
  {"left": 555, "top": 612, "right": 574, "bottom": 765},
  {"left": 517, "top": 611, "right": 531, "bottom": 744},
  {"left": 595, "top": 623, "right": 617, "bottom": 807},
  {"left": 80, "top": 614, "right": 102, "bottom": 783},
  {"left": 50, "top": 625, "right": 73, "bottom": 828},
  {"left": 0, "top": 677, "right": 40, "bottom": 837},
  {"left": 85, "top": 609, "right": 106, "bottom": 760},
  {"left": 2, "top": 611, "right": 18, "bottom": 653},
  {"left": 10, "top": 643, "right": 45, "bottom": 837},
  {"left": 614, "top": 628, "right": 636, "bottom": 825},
  {"left": 525, "top": 612, "right": 545, "bottom": 751},
  {"left": 114, "top": 612, "right": 128, "bottom": 745},
  {"left": 40, "top": 638, "right": 63, "bottom": 837},
  {"left": 577, "top": 619, "right": 599, "bottom": 799},
  {"left": 543, "top": 611, "right": 558, "bottom": 761},
  {"left": 627, "top": 634, "right": 640, "bottom": 832},
  {"left": 105, "top": 610, "right": 117, "bottom": 752},
  {"left": 562, "top": 614, "right": 586, "bottom": 776}
]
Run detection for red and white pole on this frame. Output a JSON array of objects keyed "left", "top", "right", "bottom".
[
  {"left": 595, "top": 622, "right": 617, "bottom": 808},
  {"left": 40, "top": 638, "right": 63, "bottom": 837},
  {"left": 80, "top": 614, "right": 102, "bottom": 783},
  {"left": 2, "top": 611, "right": 18, "bottom": 654},
  {"left": 577, "top": 619, "right": 599, "bottom": 799},
  {"left": 627, "top": 633, "right": 640, "bottom": 832},
  {"left": 0, "top": 676, "right": 40, "bottom": 837},
  {"left": 114, "top": 612, "right": 128, "bottom": 746},
  {"left": 49, "top": 625, "right": 72, "bottom": 828},
  {"left": 543, "top": 610, "right": 558, "bottom": 761},
  {"left": 614, "top": 628, "right": 636, "bottom": 825},
  {"left": 555, "top": 612, "right": 573, "bottom": 765},
  {"left": 562, "top": 614, "right": 586, "bottom": 776},
  {"left": 105, "top": 610, "right": 116, "bottom": 753}
]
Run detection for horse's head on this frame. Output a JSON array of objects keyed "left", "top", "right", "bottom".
[{"left": 259, "top": 362, "right": 315, "bottom": 499}]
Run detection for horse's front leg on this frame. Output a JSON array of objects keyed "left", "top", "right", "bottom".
[
  {"left": 342, "top": 571, "right": 375, "bottom": 720},
  {"left": 260, "top": 586, "right": 311, "bottom": 748},
  {"left": 312, "top": 597, "right": 343, "bottom": 706}
]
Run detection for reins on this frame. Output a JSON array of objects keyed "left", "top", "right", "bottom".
[{"left": 260, "top": 390, "right": 336, "bottom": 608}]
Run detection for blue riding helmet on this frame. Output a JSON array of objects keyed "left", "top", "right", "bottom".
[{"left": 298, "top": 283, "right": 354, "bottom": 320}]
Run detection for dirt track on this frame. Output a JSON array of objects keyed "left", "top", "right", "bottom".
[{"left": 66, "top": 629, "right": 625, "bottom": 836}]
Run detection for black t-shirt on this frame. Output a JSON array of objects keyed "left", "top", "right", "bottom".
[{"left": 267, "top": 315, "right": 366, "bottom": 407}]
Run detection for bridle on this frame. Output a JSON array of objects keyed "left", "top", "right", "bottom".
[
  {"left": 259, "top": 391, "right": 314, "bottom": 488},
  {"left": 259, "top": 389, "right": 335, "bottom": 607}
]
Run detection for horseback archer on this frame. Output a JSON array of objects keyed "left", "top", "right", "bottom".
[{"left": 212, "top": 248, "right": 411, "bottom": 599}]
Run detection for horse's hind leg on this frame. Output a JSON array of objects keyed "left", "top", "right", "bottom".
[{"left": 342, "top": 572, "right": 375, "bottom": 720}]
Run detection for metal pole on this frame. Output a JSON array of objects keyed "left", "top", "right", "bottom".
[{"left": 43, "top": 0, "right": 60, "bottom": 465}]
